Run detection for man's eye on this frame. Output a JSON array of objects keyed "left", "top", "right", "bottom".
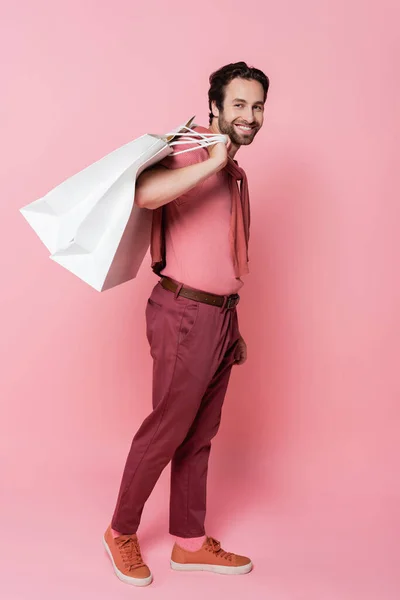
[{"left": 234, "top": 104, "right": 244, "bottom": 108}]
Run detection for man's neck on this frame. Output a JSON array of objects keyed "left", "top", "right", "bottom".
[{"left": 209, "top": 120, "right": 240, "bottom": 160}]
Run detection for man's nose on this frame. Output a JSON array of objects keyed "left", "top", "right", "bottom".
[{"left": 245, "top": 106, "right": 256, "bottom": 124}]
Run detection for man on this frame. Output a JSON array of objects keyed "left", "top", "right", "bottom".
[{"left": 103, "top": 61, "right": 269, "bottom": 586}]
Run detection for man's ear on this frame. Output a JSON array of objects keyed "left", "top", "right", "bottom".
[{"left": 211, "top": 101, "right": 220, "bottom": 119}]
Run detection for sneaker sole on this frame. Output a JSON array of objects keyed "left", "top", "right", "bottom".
[
  {"left": 170, "top": 559, "right": 253, "bottom": 575},
  {"left": 102, "top": 536, "right": 153, "bottom": 586}
]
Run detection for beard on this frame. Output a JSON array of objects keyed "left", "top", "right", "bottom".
[{"left": 217, "top": 112, "right": 259, "bottom": 146}]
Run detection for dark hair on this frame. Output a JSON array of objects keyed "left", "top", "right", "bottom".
[{"left": 208, "top": 61, "right": 270, "bottom": 125}]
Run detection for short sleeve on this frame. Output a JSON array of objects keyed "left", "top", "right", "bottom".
[{"left": 160, "top": 141, "right": 209, "bottom": 170}]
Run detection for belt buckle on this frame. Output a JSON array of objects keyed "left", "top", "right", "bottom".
[{"left": 226, "top": 294, "right": 238, "bottom": 310}]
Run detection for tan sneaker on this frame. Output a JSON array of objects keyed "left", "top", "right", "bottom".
[
  {"left": 103, "top": 525, "right": 153, "bottom": 586},
  {"left": 171, "top": 536, "right": 253, "bottom": 575}
]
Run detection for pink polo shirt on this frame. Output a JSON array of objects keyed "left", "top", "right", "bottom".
[{"left": 158, "top": 132, "right": 244, "bottom": 296}]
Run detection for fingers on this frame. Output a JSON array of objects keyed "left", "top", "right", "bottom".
[
  {"left": 234, "top": 338, "right": 247, "bottom": 365},
  {"left": 234, "top": 352, "right": 246, "bottom": 366}
]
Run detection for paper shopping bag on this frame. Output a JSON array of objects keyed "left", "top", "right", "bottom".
[
  {"left": 20, "top": 117, "right": 227, "bottom": 291},
  {"left": 49, "top": 146, "right": 165, "bottom": 292},
  {"left": 19, "top": 116, "right": 196, "bottom": 255}
]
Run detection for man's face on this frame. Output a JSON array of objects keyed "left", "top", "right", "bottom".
[{"left": 213, "top": 78, "right": 265, "bottom": 146}]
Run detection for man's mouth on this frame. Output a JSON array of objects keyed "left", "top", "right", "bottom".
[{"left": 235, "top": 124, "right": 255, "bottom": 133}]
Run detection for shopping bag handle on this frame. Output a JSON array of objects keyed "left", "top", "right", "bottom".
[{"left": 166, "top": 126, "right": 228, "bottom": 156}]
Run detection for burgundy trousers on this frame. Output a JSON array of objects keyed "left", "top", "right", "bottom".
[{"left": 111, "top": 280, "right": 240, "bottom": 537}]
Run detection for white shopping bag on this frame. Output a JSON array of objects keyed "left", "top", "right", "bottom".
[
  {"left": 20, "top": 118, "right": 227, "bottom": 291},
  {"left": 20, "top": 117, "right": 196, "bottom": 255}
]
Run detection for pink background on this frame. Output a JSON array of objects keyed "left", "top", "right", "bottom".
[{"left": 1, "top": 1, "right": 399, "bottom": 598}]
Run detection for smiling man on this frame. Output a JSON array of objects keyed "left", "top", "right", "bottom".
[
  {"left": 103, "top": 61, "right": 269, "bottom": 586},
  {"left": 212, "top": 79, "right": 265, "bottom": 145}
]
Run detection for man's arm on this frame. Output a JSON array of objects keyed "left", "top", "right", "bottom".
[{"left": 135, "top": 141, "right": 228, "bottom": 210}]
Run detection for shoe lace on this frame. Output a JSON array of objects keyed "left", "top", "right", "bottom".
[
  {"left": 206, "top": 537, "right": 234, "bottom": 562},
  {"left": 116, "top": 536, "right": 145, "bottom": 571}
]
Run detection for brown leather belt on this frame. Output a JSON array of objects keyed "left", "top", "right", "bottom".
[{"left": 160, "top": 277, "right": 240, "bottom": 309}]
